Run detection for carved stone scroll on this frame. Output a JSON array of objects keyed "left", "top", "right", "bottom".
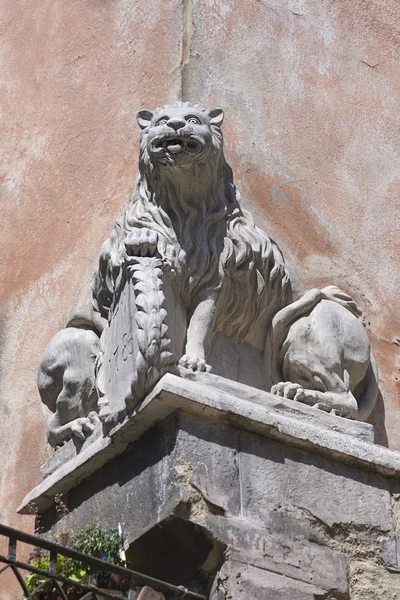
[{"left": 96, "top": 257, "right": 184, "bottom": 422}]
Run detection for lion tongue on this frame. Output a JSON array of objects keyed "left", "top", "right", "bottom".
[{"left": 166, "top": 141, "right": 183, "bottom": 154}]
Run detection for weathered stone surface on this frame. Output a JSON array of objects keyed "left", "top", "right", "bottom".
[
  {"left": 43, "top": 100, "right": 295, "bottom": 437},
  {"left": 239, "top": 432, "right": 392, "bottom": 531},
  {"left": 39, "top": 413, "right": 186, "bottom": 539},
  {"left": 176, "top": 413, "right": 241, "bottom": 517},
  {"left": 184, "top": 371, "right": 375, "bottom": 443},
  {"left": 217, "top": 560, "right": 329, "bottom": 600},
  {"left": 206, "top": 332, "right": 267, "bottom": 393},
  {"left": 37, "top": 326, "right": 102, "bottom": 448},
  {"left": 3, "top": 1, "right": 400, "bottom": 599},
  {"left": 31, "top": 373, "right": 400, "bottom": 600},
  {"left": 92, "top": 102, "right": 291, "bottom": 393},
  {"left": 137, "top": 588, "right": 165, "bottom": 600},
  {"left": 270, "top": 288, "right": 378, "bottom": 420},
  {"left": 40, "top": 417, "right": 103, "bottom": 480},
  {"left": 350, "top": 560, "right": 400, "bottom": 599},
  {"left": 38, "top": 101, "right": 378, "bottom": 447},
  {"left": 0, "top": 0, "right": 184, "bottom": 567},
  {"left": 201, "top": 513, "right": 348, "bottom": 594},
  {"left": 184, "top": 0, "right": 400, "bottom": 449},
  {"left": 19, "top": 373, "right": 398, "bottom": 514},
  {"left": 381, "top": 532, "right": 400, "bottom": 572}
]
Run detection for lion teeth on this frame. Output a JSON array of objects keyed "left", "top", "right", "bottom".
[{"left": 165, "top": 141, "right": 183, "bottom": 153}]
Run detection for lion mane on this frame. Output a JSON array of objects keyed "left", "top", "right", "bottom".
[{"left": 93, "top": 102, "right": 291, "bottom": 351}]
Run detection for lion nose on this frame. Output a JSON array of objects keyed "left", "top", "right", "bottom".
[{"left": 167, "top": 118, "right": 186, "bottom": 131}]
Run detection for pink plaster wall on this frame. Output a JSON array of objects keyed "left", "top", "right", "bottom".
[
  {"left": 1, "top": 1, "right": 400, "bottom": 594},
  {"left": 184, "top": 0, "right": 400, "bottom": 447},
  {"left": 0, "top": 0, "right": 183, "bottom": 595}
]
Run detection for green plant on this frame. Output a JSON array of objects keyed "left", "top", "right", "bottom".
[
  {"left": 24, "top": 556, "right": 50, "bottom": 592},
  {"left": 70, "top": 523, "right": 124, "bottom": 565},
  {"left": 25, "top": 554, "right": 87, "bottom": 593},
  {"left": 24, "top": 523, "right": 124, "bottom": 594}
]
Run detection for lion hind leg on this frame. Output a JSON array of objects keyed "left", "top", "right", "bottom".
[
  {"left": 46, "top": 411, "right": 101, "bottom": 448},
  {"left": 38, "top": 327, "right": 101, "bottom": 448},
  {"left": 272, "top": 364, "right": 359, "bottom": 420},
  {"left": 271, "top": 380, "right": 358, "bottom": 419}
]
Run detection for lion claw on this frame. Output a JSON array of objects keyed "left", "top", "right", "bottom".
[
  {"left": 178, "top": 355, "right": 212, "bottom": 373},
  {"left": 271, "top": 381, "right": 305, "bottom": 402}
]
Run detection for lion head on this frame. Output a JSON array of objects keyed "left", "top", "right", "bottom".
[
  {"left": 136, "top": 102, "right": 224, "bottom": 170},
  {"left": 93, "top": 102, "right": 291, "bottom": 350}
]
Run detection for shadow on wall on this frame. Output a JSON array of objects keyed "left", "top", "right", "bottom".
[{"left": 368, "top": 390, "right": 389, "bottom": 448}]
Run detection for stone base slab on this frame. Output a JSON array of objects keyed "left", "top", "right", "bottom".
[
  {"left": 20, "top": 373, "right": 400, "bottom": 599},
  {"left": 18, "top": 372, "right": 400, "bottom": 514}
]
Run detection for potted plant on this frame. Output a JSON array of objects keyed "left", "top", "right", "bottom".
[
  {"left": 71, "top": 524, "right": 128, "bottom": 592},
  {"left": 25, "top": 524, "right": 126, "bottom": 599}
]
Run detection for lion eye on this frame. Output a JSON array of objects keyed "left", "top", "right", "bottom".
[
  {"left": 156, "top": 117, "right": 168, "bottom": 126},
  {"left": 186, "top": 116, "right": 201, "bottom": 124}
]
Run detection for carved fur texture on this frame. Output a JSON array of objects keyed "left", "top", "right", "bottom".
[
  {"left": 93, "top": 102, "right": 291, "bottom": 354},
  {"left": 37, "top": 327, "right": 101, "bottom": 448}
]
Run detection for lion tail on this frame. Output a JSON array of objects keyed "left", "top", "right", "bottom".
[
  {"left": 319, "top": 285, "right": 362, "bottom": 318},
  {"left": 268, "top": 288, "right": 325, "bottom": 385}
]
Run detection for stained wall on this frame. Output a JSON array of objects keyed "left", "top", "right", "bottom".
[
  {"left": 183, "top": 0, "right": 400, "bottom": 447},
  {"left": 0, "top": 1, "right": 183, "bottom": 595},
  {"left": 1, "top": 0, "right": 400, "bottom": 594}
]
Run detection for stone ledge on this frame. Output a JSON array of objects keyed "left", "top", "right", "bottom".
[
  {"left": 18, "top": 372, "right": 400, "bottom": 514},
  {"left": 40, "top": 369, "right": 374, "bottom": 481}
]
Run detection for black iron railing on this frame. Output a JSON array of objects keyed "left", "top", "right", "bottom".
[{"left": 0, "top": 524, "right": 206, "bottom": 600}]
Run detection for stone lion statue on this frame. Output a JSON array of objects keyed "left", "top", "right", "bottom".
[
  {"left": 38, "top": 101, "right": 378, "bottom": 447},
  {"left": 93, "top": 102, "right": 292, "bottom": 369}
]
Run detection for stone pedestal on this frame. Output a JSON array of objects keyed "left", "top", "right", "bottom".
[{"left": 19, "top": 373, "right": 400, "bottom": 599}]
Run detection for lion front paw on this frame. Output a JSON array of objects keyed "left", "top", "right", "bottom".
[
  {"left": 179, "top": 355, "right": 212, "bottom": 373},
  {"left": 125, "top": 228, "right": 158, "bottom": 257},
  {"left": 271, "top": 381, "right": 306, "bottom": 402},
  {"left": 69, "top": 413, "right": 100, "bottom": 442}
]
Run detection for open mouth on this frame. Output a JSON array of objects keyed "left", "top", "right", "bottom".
[{"left": 152, "top": 136, "right": 203, "bottom": 155}]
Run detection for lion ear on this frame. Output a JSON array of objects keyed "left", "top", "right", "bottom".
[
  {"left": 136, "top": 109, "right": 154, "bottom": 130},
  {"left": 208, "top": 108, "right": 224, "bottom": 127}
]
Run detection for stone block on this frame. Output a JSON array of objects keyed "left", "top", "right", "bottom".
[
  {"left": 175, "top": 413, "right": 241, "bottom": 516},
  {"left": 27, "top": 374, "right": 400, "bottom": 600},
  {"left": 202, "top": 513, "right": 348, "bottom": 594},
  {"left": 218, "top": 560, "right": 329, "bottom": 600},
  {"left": 40, "top": 419, "right": 103, "bottom": 480},
  {"left": 137, "top": 589, "right": 165, "bottom": 600},
  {"left": 381, "top": 533, "right": 400, "bottom": 572},
  {"left": 21, "top": 374, "right": 397, "bottom": 515},
  {"left": 239, "top": 432, "right": 392, "bottom": 531}
]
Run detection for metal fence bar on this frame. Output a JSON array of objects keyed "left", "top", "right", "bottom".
[
  {"left": 9, "top": 562, "right": 30, "bottom": 597},
  {"left": 49, "top": 547, "right": 57, "bottom": 575},
  {"left": 0, "top": 563, "right": 10, "bottom": 576},
  {"left": 0, "top": 555, "right": 123, "bottom": 599},
  {"left": 8, "top": 534, "right": 17, "bottom": 560},
  {"left": 0, "top": 523, "right": 208, "bottom": 599},
  {"left": 52, "top": 578, "right": 70, "bottom": 600},
  {"left": 0, "top": 523, "right": 206, "bottom": 599}
]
